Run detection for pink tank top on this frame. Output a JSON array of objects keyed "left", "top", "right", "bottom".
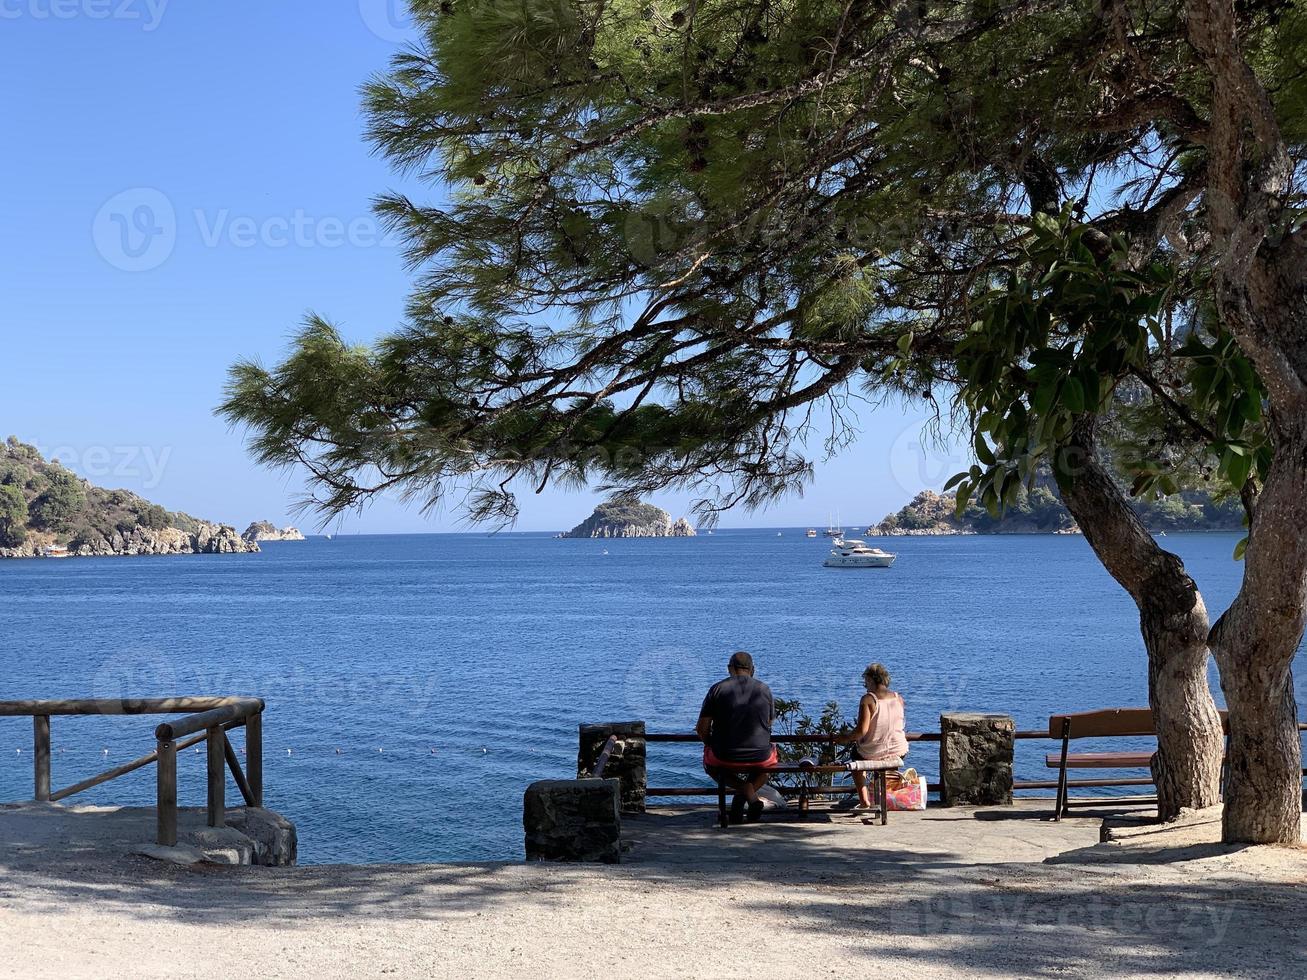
[{"left": 855, "top": 692, "right": 908, "bottom": 760}]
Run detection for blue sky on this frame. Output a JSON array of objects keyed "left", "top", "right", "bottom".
[{"left": 0, "top": 1, "right": 960, "bottom": 533}]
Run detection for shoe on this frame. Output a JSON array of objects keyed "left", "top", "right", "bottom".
[
  {"left": 746, "top": 799, "right": 764, "bottom": 823},
  {"left": 853, "top": 802, "right": 875, "bottom": 812},
  {"left": 729, "top": 794, "right": 746, "bottom": 825}
]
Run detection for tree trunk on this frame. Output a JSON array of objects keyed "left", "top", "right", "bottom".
[
  {"left": 1183, "top": 0, "right": 1307, "bottom": 844},
  {"left": 1208, "top": 420, "right": 1307, "bottom": 843},
  {"left": 1055, "top": 420, "right": 1224, "bottom": 818},
  {"left": 1143, "top": 584, "right": 1225, "bottom": 819}
]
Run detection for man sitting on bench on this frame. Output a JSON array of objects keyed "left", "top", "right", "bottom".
[{"left": 697, "top": 651, "right": 777, "bottom": 824}]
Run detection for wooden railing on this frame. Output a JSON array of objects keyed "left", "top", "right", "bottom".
[
  {"left": 643, "top": 726, "right": 1307, "bottom": 799},
  {"left": 0, "top": 697, "right": 265, "bottom": 846}
]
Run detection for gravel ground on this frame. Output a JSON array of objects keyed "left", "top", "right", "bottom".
[{"left": 1, "top": 803, "right": 1304, "bottom": 979}]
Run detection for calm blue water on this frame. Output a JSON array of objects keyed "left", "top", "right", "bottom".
[{"left": 0, "top": 530, "right": 1301, "bottom": 864}]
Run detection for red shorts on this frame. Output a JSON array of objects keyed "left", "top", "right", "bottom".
[{"left": 702, "top": 745, "right": 778, "bottom": 773}]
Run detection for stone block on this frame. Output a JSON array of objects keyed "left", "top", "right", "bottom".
[
  {"left": 940, "top": 712, "right": 1015, "bottom": 806},
  {"left": 524, "top": 779, "right": 621, "bottom": 863},
  {"left": 577, "top": 721, "right": 646, "bottom": 813}
]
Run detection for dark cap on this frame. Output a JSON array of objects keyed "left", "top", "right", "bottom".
[{"left": 729, "top": 651, "right": 754, "bottom": 673}]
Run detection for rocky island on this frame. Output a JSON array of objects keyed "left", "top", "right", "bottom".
[
  {"left": 0, "top": 437, "right": 257, "bottom": 559},
  {"left": 868, "top": 480, "right": 1244, "bottom": 536},
  {"left": 560, "top": 501, "right": 696, "bottom": 539},
  {"left": 242, "top": 521, "right": 306, "bottom": 543}
]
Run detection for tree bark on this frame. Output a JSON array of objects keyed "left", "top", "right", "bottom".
[
  {"left": 1184, "top": 0, "right": 1307, "bottom": 844},
  {"left": 1055, "top": 419, "right": 1224, "bottom": 819},
  {"left": 1208, "top": 417, "right": 1307, "bottom": 843}
]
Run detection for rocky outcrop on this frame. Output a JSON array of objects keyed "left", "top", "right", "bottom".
[
  {"left": 871, "top": 472, "right": 1243, "bottom": 536},
  {"left": 0, "top": 436, "right": 259, "bottom": 559},
  {"left": 138, "top": 807, "right": 297, "bottom": 867},
  {"left": 561, "top": 501, "right": 696, "bottom": 538},
  {"left": 867, "top": 491, "right": 976, "bottom": 536},
  {"left": 242, "top": 521, "right": 306, "bottom": 543}
]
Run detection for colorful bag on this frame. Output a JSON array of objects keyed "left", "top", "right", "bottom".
[{"left": 885, "top": 768, "right": 927, "bottom": 810}]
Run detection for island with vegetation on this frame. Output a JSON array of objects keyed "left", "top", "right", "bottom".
[
  {"left": 0, "top": 437, "right": 256, "bottom": 559},
  {"left": 869, "top": 481, "right": 1244, "bottom": 536},
  {"left": 242, "top": 521, "right": 306, "bottom": 543},
  {"left": 560, "top": 501, "right": 696, "bottom": 539}
]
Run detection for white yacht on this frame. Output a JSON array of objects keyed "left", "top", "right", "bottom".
[{"left": 823, "top": 538, "right": 896, "bottom": 568}]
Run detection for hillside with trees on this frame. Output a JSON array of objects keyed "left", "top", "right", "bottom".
[
  {"left": 872, "top": 481, "right": 1244, "bottom": 536},
  {"left": 0, "top": 437, "right": 255, "bottom": 558}
]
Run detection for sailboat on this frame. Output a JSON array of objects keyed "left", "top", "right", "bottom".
[{"left": 823, "top": 511, "right": 844, "bottom": 537}]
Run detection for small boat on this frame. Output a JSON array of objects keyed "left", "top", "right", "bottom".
[
  {"left": 806, "top": 529, "right": 817, "bottom": 538},
  {"left": 823, "top": 539, "right": 896, "bottom": 568}
]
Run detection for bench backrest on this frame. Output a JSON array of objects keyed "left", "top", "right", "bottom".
[
  {"left": 1049, "top": 708, "right": 1155, "bottom": 739},
  {"left": 1049, "top": 707, "right": 1230, "bottom": 739}
]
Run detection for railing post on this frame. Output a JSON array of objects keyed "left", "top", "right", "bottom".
[
  {"left": 246, "top": 710, "right": 263, "bottom": 808},
  {"left": 33, "top": 715, "right": 51, "bottom": 802},
  {"left": 157, "top": 738, "right": 177, "bottom": 846},
  {"left": 206, "top": 725, "right": 225, "bottom": 828}
]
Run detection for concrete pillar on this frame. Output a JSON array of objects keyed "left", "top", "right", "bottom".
[
  {"left": 939, "top": 712, "right": 1015, "bottom": 806},
  {"left": 523, "top": 779, "right": 622, "bottom": 863},
  {"left": 577, "top": 721, "right": 646, "bottom": 813}
]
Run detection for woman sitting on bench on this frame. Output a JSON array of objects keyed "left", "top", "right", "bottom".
[{"left": 840, "top": 662, "right": 908, "bottom": 811}]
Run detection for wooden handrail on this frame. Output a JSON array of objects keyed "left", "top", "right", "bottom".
[
  {"left": 639, "top": 721, "right": 1307, "bottom": 804},
  {"left": 155, "top": 699, "right": 263, "bottom": 741},
  {"left": 0, "top": 697, "right": 260, "bottom": 718},
  {"left": 593, "top": 735, "right": 619, "bottom": 780},
  {"left": 1, "top": 697, "right": 266, "bottom": 847}
]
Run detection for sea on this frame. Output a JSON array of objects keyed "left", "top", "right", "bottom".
[{"left": 1, "top": 530, "right": 1301, "bottom": 864}]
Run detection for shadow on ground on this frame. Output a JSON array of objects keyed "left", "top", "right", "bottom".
[{"left": 2, "top": 801, "right": 1304, "bottom": 976}]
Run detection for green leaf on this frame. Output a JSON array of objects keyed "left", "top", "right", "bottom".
[
  {"left": 1062, "top": 377, "right": 1086, "bottom": 414},
  {"left": 954, "top": 480, "right": 972, "bottom": 517},
  {"left": 1233, "top": 537, "right": 1248, "bottom": 562},
  {"left": 1223, "top": 447, "right": 1253, "bottom": 489}
]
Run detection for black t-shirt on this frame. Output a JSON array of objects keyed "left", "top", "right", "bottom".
[{"left": 700, "top": 675, "right": 774, "bottom": 763}]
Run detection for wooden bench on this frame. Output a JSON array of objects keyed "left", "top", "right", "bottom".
[
  {"left": 711, "top": 758, "right": 896, "bottom": 829},
  {"left": 1046, "top": 708, "right": 1232, "bottom": 818}
]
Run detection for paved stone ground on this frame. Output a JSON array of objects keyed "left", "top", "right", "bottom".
[{"left": 1, "top": 800, "right": 1304, "bottom": 979}]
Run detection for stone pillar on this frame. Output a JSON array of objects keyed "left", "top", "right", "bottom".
[
  {"left": 523, "top": 779, "right": 622, "bottom": 863},
  {"left": 939, "top": 712, "right": 1015, "bottom": 806},
  {"left": 577, "top": 721, "right": 646, "bottom": 813}
]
